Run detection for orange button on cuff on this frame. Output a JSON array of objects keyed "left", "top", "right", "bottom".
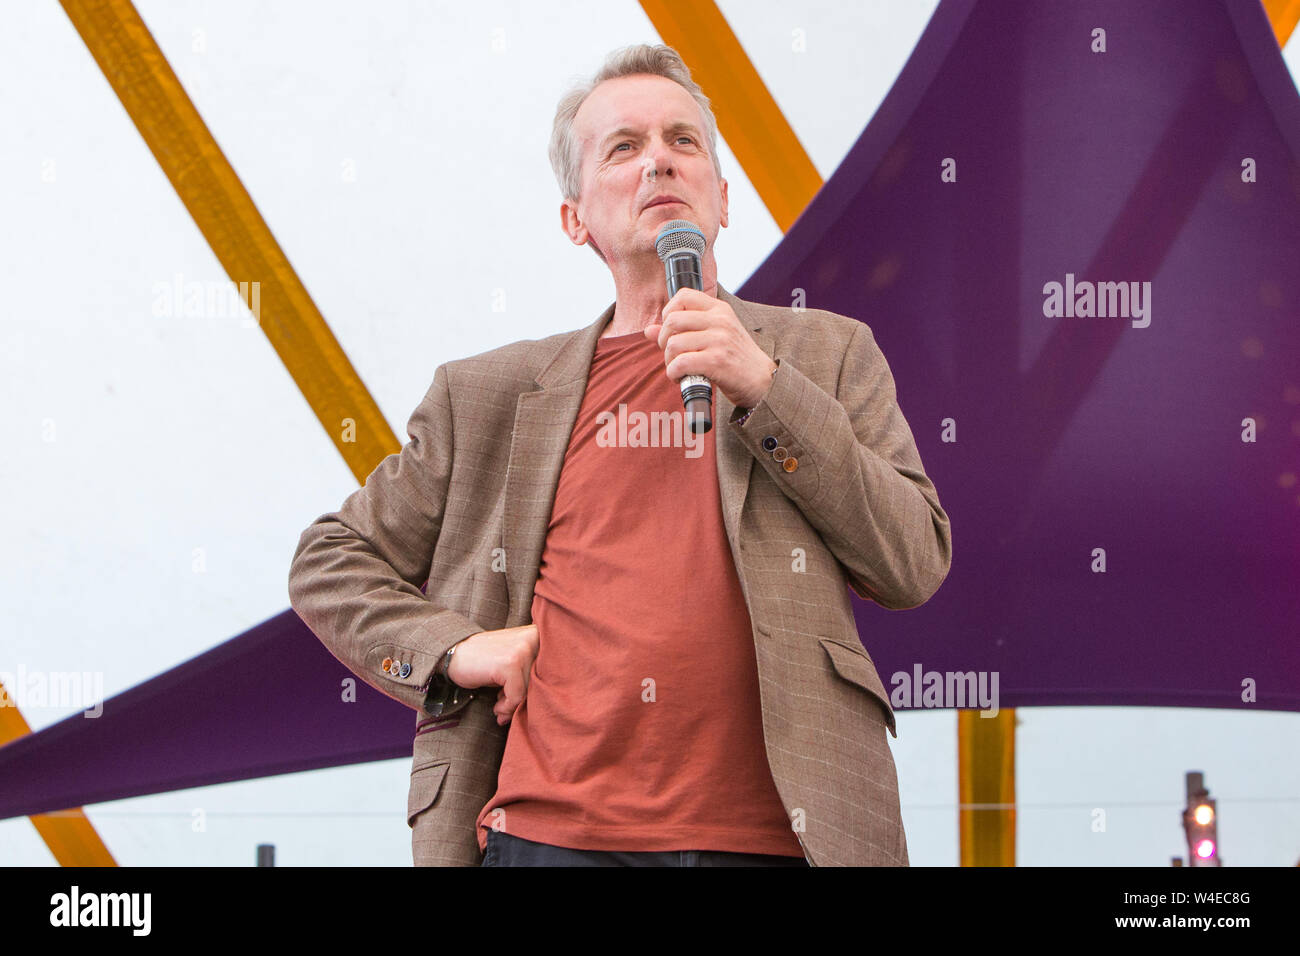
[
  {"left": 382, "top": 657, "right": 393, "bottom": 673},
  {"left": 782, "top": 457, "right": 799, "bottom": 472}
]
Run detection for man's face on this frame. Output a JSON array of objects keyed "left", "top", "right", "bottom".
[{"left": 561, "top": 73, "right": 729, "bottom": 266}]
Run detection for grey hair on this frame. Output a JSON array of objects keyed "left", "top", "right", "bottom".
[{"left": 548, "top": 43, "right": 723, "bottom": 208}]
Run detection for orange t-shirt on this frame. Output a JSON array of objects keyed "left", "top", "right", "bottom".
[{"left": 474, "top": 327, "right": 803, "bottom": 857}]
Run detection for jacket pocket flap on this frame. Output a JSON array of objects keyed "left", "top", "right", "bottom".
[
  {"left": 818, "top": 637, "right": 897, "bottom": 738},
  {"left": 406, "top": 760, "right": 452, "bottom": 828}
]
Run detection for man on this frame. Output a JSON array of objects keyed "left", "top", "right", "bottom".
[{"left": 288, "top": 43, "right": 951, "bottom": 867}]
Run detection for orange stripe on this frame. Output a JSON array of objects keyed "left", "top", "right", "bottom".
[
  {"left": 30, "top": 813, "right": 119, "bottom": 867},
  {"left": 1263, "top": 0, "right": 1300, "bottom": 46},
  {"left": 59, "top": 0, "right": 400, "bottom": 483},
  {"left": 958, "top": 708, "right": 1016, "bottom": 866},
  {"left": 0, "top": 681, "right": 117, "bottom": 865},
  {"left": 44, "top": 0, "right": 404, "bottom": 865},
  {"left": 641, "top": 0, "right": 823, "bottom": 232}
]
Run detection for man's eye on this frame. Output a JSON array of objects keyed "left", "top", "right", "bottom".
[
  {"left": 613, "top": 143, "right": 631, "bottom": 152},
  {"left": 677, "top": 136, "right": 694, "bottom": 144}
]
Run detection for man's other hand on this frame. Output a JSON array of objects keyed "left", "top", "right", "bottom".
[{"left": 445, "top": 624, "right": 540, "bottom": 726}]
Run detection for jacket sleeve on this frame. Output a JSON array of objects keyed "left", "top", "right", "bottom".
[
  {"left": 287, "top": 363, "right": 484, "bottom": 713},
  {"left": 728, "top": 319, "right": 952, "bottom": 610}
]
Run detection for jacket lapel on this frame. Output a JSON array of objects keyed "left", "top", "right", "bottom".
[
  {"left": 501, "top": 284, "right": 774, "bottom": 625},
  {"left": 500, "top": 300, "right": 611, "bottom": 626},
  {"left": 714, "top": 286, "right": 773, "bottom": 553}
]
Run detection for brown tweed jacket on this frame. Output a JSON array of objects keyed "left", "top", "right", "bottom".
[{"left": 288, "top": 283, "right": 951, "bottom": 867}]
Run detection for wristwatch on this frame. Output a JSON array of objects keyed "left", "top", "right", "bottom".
[
  {"left": 422, "top": 640, "right": 475, "bottom": 719},
  {"left": 435, "top": 643, "right": 458, "bottom": 680}
]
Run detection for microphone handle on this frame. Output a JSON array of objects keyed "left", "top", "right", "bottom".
[
  {"left": 665, "top": 251, "right": 713, "bottom": 433},
  {"left": 679, "top": 375, "right": 712, "bottom": 435}
]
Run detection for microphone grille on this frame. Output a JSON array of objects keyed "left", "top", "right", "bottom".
[{"left": 654, "top": 220, "right": 706, "bottom": 261}]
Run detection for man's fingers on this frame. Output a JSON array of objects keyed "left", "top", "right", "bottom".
[
  {"left": 661, "top": 286, "right": 711, "bottom": 318},
  {"left": 496, "top": 664, "right": 529, "bottom": 725},
  {"left": 655, "top": 310, "right": 715, "bottom": 349},
  {"left": 490, "top": 634, "right": 540, "bottom": 726},
  {"left": 501, "top": 666, "right": 522, "bottom": 707},
  {"left": 662, "top": 329, "right": 714, "bottom": 363}
]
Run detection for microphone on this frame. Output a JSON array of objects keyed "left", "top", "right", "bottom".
[{"left": 654, "top": 219, "right": 712, "bottom": 433}]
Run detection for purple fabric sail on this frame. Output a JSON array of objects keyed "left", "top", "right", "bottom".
[
  {"left": 735, "top": 0, "right": 1300, "bottom": 713},
  {"left": 0, "top": 611, "right": 419, "bottom": 819},
  {"left": 1, "top": 0, "right": 1295, "bottom": 819}
]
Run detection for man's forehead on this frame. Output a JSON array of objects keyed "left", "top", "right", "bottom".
[{"left": 577, "top": 77, "right": 702, "bottom": 142}]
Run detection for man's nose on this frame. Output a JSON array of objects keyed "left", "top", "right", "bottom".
[{"left": 642, "top": 146, "right": 675, "bottom": 179}]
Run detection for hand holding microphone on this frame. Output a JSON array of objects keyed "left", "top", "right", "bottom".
[
  {"left": 647, "top": 219, "right": 779, "bottom": 434},
  {"left": 654, "top": 219, "right": 712, "bottom": 432}
]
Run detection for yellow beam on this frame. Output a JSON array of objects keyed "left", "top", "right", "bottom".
[
  {"left": 0, "top": 681, "right": 117, "bottom": 866},
  {"left": 1263, "top": 0, "right": 1300, "bottom": 46},
  {"left": 59, "top": 0, "right": 400, "bottom": 483},
  {"left": 45, "top": 0, "right": 404, "bottom": 865},
  {"left": 640, "top": 0, "right": 823, "bottom": 232},
  {"left": 958, "top": 708, "right": 1016, "bottom": 866}
]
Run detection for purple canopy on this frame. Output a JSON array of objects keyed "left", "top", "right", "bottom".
[
  {"left": 776, "top": 0, "right": 1299, "bottom": 712},
  {"left": 1, "top": 0, "right": 1295, "bottom": 818},
  {"left": 0, "top": 612, "right": 420, "bottom": 819}
]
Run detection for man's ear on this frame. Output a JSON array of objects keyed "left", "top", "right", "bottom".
[
  {"left": 719, "top": 177, "right": 729, "bottom": 229},
  {"left": 560, "top": 199, "right": 588, "bottom": 246}
]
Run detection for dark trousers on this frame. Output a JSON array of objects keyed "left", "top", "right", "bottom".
[{"left": 482, "top": 829, "right": 810, "bottom": 867}]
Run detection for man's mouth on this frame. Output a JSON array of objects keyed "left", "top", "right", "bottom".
[{"left": 643, "top": 196, "right": 686, "bottom": 210}]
